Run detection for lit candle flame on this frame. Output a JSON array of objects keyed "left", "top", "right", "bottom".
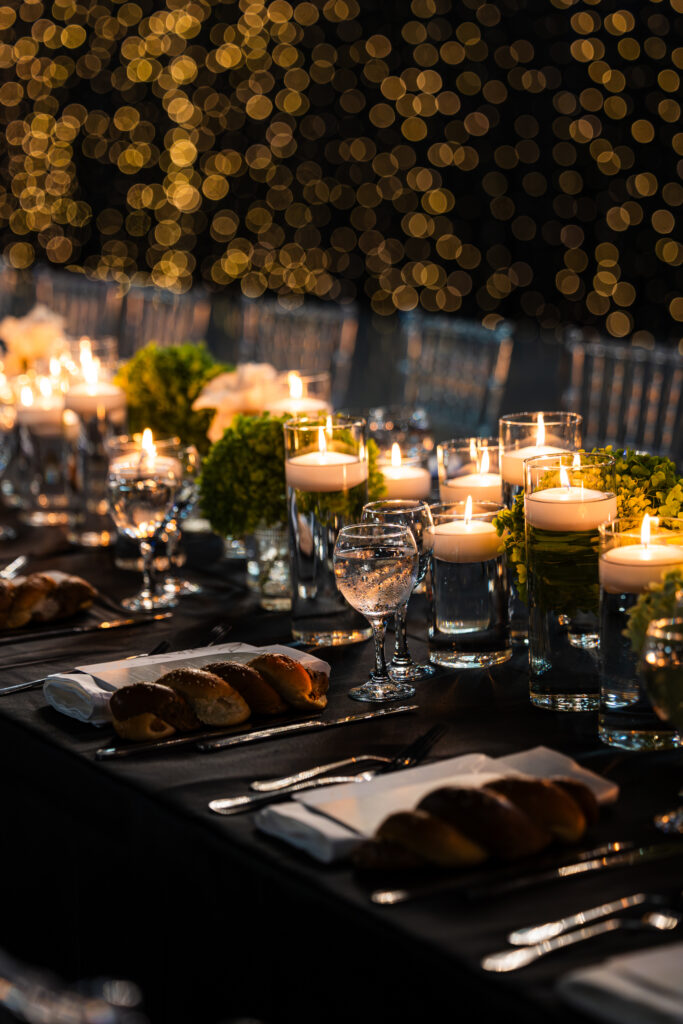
[
  {"left": 325, "top": 414, "right": 333, "bottom": 438},
  {"left": 560, "top": 466, "right": 571, "bottom": 489},
  {"left": 318, "top": 425, "right": 327, "bottom": 458},
  {"left": 141, "top": 428, "right": 156, "bottom": 461},
  {"left": 20, "top": 385, "right": 33, "bottom": 407},
  {"left": 464, "top": 495, "right": 473, "bottom": 525},
  {"left": 536, "top": 412, "right": 545, "bottom": 447},
  {"left": 641, "top": 513, "right": 651, "bottom": 548},
  {"left": 49, "top": 357, "right": 60, "bottom": 377},
  {"left": 391, "top": 442, "right": 402, "bottom": 468},
  {"left": 480, "top": 447, "right": 490, "bottom": 475},
  {"left": 83, "top": 357, "right": 100, "bottom": 394},
  {"left": 469, "top": 438, "right": 477, "bottom": 461},
  {"left": 572, "top": 452, "right": 581, "bottom": 469},
  {"left": 288, "top": 371, "right": 302, "bottom": 400},
  {"left": 38, "top": 376, "right": 52, "bottom": 399}
]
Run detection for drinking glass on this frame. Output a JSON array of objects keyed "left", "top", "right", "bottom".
[
  {"left": 162, "top": 444, "right": 203, "bottom": 598},
  {"left": 641, "top": 618, "right": 683, "bottom": 831},
  {"left": 107, "top": 437, "right": 184, "bottom": 611},
  {"left": 0, "top": 391, "right": 17, "bottom": 540},
  {"left": 333, "top": 524, "right": 418, "bottom": 702},
  {"left": 361, "top": 499, "right": 434, "bottom": 681}
]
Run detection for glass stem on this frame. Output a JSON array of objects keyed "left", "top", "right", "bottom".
[
  {"left": 140, "top": 539, "right": 156, "bottom": 597},
  {"left": 392, "top": 603, "right": 411, "bottom": 666},
  {"left": 370, "top": 617, "right": 390, "bottom": 682},
  {"left": 166, "top": 522, "right": 179, "bottom": 566}
]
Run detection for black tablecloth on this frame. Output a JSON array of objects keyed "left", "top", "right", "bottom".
[{"left": 0, "top": 522, "right": 681, "bottom": 1024}]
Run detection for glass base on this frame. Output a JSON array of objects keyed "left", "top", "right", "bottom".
[
  {"left": 120, "top": 591, "right": 178, "bottom": 612},
  {"left": 164, "top": 577, "right": 205, "bottom": 598},
  {"left": 598, "top": 720, "right": 681, "bottom": 751},
  {"left": 292, "top": 626, "right": 372, "bottom": 647},
  {"left": 389, "top": 660, "right": 436, "bottom": 681},
  {"left": 429, "top": 649, "right": 512, "bottom": 669},
  {"left": 530, "top": 692, "right": 599, "bottom": 711},
  {"left": 349, "top": 679, "right": 416, "bottom": 702}
]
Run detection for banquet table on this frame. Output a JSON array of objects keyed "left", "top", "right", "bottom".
[{"left": 0, "top": 519, "right": 681, "bottom": 1024}]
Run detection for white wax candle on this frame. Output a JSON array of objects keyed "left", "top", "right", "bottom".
[
  {"left": 525, "top": 487, "right": 617, "bottom": 532},
  {"left": 16, "top": 401, "right": 64, "bottom": 436},
  {"left": 501, "top": 445, "right": 569, "bottom": 486},
  {"left": 379, "top": 463, "right": 432, "bottom": 500},
  {"left": 426, "top": 520, "right": 503, "bottom": 563},
  {"left": 600, "top": 544, "right": 683, "bottom": 594},
  {"left": 268, "top": 395, "right": 332, "bottom": 416},
  {"left": 440, "top": 473, "right": 502, "bottom": 503},
  {"left": 66, "top": 381, "right": 126, "bottom": 420},
  {"left": 109, "top": 453, "right": 181, "bottom": 479},
  {"left": 286, "top": 451, "right": 368, "bottom": 493}
]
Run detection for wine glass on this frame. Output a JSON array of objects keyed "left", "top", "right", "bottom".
[
  {"left": 640, "top": 617, "right": 683, "bottom": 833},
  {"left": 162, "top": 444, "right": 203, "bottom": 598},
  {"left": 361, "top": 499, "right": 435, "bottom": 681},
  {"left": 0, "top": 393, "right": 17, "bottom": 541},
  {"left": 107, "top": 436, "right": 184, "bottom": 611},
  {"left": 333, "top": 523, "right": 418, "bottom": 702}
]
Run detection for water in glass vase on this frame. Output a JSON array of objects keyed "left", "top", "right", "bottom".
[
  {"left": 428, "top": 554, "right": 510, "bottom": 668},
  {"left": 527, "top": 523, "right": 601, "bottom": 710}
]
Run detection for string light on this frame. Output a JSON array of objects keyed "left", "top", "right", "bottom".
[{"left": 0, "top": 0, "right": 679, "bottom": 341}]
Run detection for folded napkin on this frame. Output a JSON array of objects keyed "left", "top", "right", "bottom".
[
  {"left": 255, "top": 746, "right": 619, "bottom": 864},
  {"left": 558, "top": 942, "right": 683, "bottom": 1024},
  {"left": 43, "top": 643, "right": 331, "bottom": 726}
]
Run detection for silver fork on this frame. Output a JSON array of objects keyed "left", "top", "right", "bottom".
[{"left": 250, "top": 754, "right": 394, "bottom": 791}]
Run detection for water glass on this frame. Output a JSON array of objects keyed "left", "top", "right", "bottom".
[
  {"left": 333, "top": 524, "right": 418, "bottom": 702},
  {"left": 161, "top": 444, "right": 203, "bottom": 598},
  {"left": 362, "top": 499, "right": 435, "bottom": 681},
  {"left": 426, "top": 501, "right": 510, "bottom": 668}
]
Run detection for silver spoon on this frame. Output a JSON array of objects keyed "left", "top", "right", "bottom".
[{"left": 482, "top": 910, "right": 682, "bottom": 973}]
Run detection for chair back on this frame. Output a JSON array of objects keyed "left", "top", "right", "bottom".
[
  {"left": 120, "top": 285, "right": 212, "bottom": 357},
  {"left": 238, "top": 299, "right": 358, "bottom": 407},
  {"left": 396, "top": 314, "right": 514, "bottom": 439},
  {"left": 34, "top": 267, "right": 124, "bottom": 339},
  {"left": 563, "top": 329, "right": 683, "bottom": 461},
  {"left": 0, "top": 259, "right": 19, "bottom": 319}
]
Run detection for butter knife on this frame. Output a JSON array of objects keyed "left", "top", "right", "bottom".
[
  {"left": 371, "top": 841, "right": 683, "bottom": 905},
  {"left": 0, "top": 611, "right": 172, "bottom": 648},
  {"left": 96, "top": 704, "right": 419, "bottom": 760}
]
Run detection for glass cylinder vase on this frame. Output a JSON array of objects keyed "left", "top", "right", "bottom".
[
  {"left": 246, "top": 522, "right": 292, "bottom": 612},
  {"left": 525, "top": 451, "right": 616, "bottom": 711},
  {"left": 284, "top": 414, "right": 372, "bottom": 646},
  {"left": 598, "top": 517, "right": 683, "bottom": 749}
]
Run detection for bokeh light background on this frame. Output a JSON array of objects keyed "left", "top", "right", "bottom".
[{"left": 0, "top": 0, "right": 680, "bottom": 341}]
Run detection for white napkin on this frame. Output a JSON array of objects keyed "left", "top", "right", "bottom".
[
  {"left": 558, "top": 942, "right": 683, "bottom": 1024},
  {"left": 255, "top": 746, "right": 619, "bottom": 864},
  {"left": 43, "top": 643, "right": 331, "bottom": 726}
]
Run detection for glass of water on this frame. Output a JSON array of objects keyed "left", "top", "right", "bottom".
[
  {"left": 361, "top": 499, "right": 434, "bottom": 681},
  {"left": 107, "top": 434, "right": 184, "bottom": 611},
  {"left": 426, "top": 500, "right": 510, "bottom": 668},
  {"left": 333, "top": 523, "right": 418, "bottom": 702}
]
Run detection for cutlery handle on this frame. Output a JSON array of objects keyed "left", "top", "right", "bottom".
[
  {"left": 482, "top": 918, "right": 623, "bottom": 972},
  {"left": 251, "top": 755, "right": 392, "bottom": 792},
  {"left": 508, "top": 892, "right": 648, "bottom": 945},
  {"left": 209, "top": 773, "right": 365, "bottom": 815},
  {"left": 0, "top": 678, "right": 46, "bottom": 696}
]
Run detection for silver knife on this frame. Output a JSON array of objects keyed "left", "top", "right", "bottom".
[
  {"left": 0, "top": 611, "right": 172, "bottom": 649},
  {"left": 96, "top": 704, "right": 419, "bottom": 760},
  {"left": 371, "top": 841, "right": 683, "bottom": 905}
]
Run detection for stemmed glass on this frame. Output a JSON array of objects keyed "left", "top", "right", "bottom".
[
  {"left": 0, "top": 394, "right": 17, "bottom": 541},
  {"left": 641, "top": 618, "right": 683, "bottom": 833},
  {"left": 333, "top": 523, "right": 418, "bottom": 702},
  {"left": 361, "top": 499, "right": 435, "bottom": 681},
  {"left": 162, "top": 444, "right": 203, "bottom": 598},
  {"left": 107, "top": 435, "right": 184, "bottom": 611}
]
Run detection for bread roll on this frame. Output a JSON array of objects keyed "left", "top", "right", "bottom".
[
  {"left": 485, "top": 777, "right": 586, "bottom": 844},
  {"left": 5, "top": 574, "right": 58, "bottom": 628},
  {"left": 0, "top": 579, "right": 14, "bottom": 628},
  {"left": 248, "top": 654, "right": 328, "bottom": 711},
  {"left": 204, "top": 661, "right": 287, "bottom": 716},
  {"left": 33, "top": 572, "right": 96, "bottom": 621},
  {"left": 109, "top": 682, "right": 200, "bottom": 734},
  {"left": 377, "top": 810, "right": 488, "bottom": 868},
  {"left": 353, "top": 838, "right": 427, "bottom": 872},
  {"left": 418, "top": 786, "right": 552, "bottom": 860},
  {"left": 159, "top": 667, "right": 251, "bottom": 726},
  {"left": 552, "top": 777, "right": 600, "bottom": 825},
  {"left": 111, "top": 712, "right": 176, "bottom": 742}
]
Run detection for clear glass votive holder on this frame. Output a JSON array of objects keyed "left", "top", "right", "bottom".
[
  {"left": 268, "top": 371, "right": 332, "bottom": 416},
  {"left": 598, "top": 517, "right": 683, "bottom": 749},
  {"left": 640, "top": 618, "right": 683, "bottom": 740},
  {"left": 366, "top": 405, "right": 432, "bottom": 462},
  {"left": 426, "top": 501, "right": 511, "bottom": 668},
  {"left": 437, "top": 438, "right": 502, "bottom": 504},
  {"left": 525, "top": 451, "right": 616, "bottom": 711},
  {"left": 284, "top": 414, "right": 372, "bottom": 646},
  {"left": 499, "top": 411, "right": 582, "bottom": 509}
]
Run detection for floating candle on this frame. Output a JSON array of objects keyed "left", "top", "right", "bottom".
[
  {"left": 426, "top": 496, "right": 503, "bottom": 563},
  {"left": 378, "top": 443, "right": 431, "bottom": 500},
  {"left": 109, "top": 429, "right": 182, "bottom": 479},
  {"left": 66, "top": 359, "right": 126, "bottom": 420},
  {"left": 600, "top": 515, "right": 683, "bottom": 593},
  {"left": 525, "top": 467, "right": 617, "bottom": 532},
  {"left": 268, "top": 371, "right": 332, "bottom": 416},
  {"left": 501, "top": 413, "right": 571, "bottom": 486},
  {"left": 16, "top": 379, "right": 64, "bottom": 435},
  {"left": 440, "top": 446, "right": 502, "bottom": 503},
  {"left": 285, "top": 426, "right": 368, "bottom": 493}
]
